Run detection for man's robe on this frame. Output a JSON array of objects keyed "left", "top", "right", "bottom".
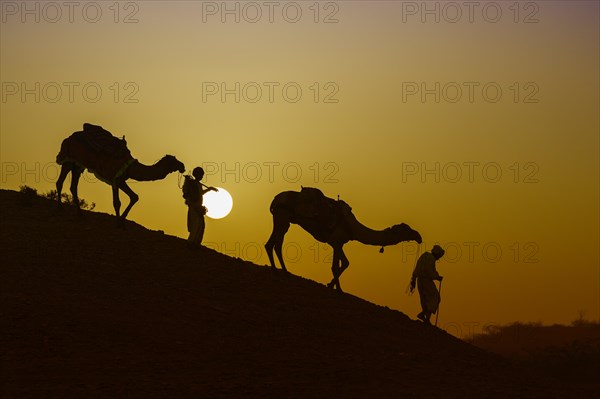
[{"left": 412, "top": 252, "right": 441, "bottom": 314}]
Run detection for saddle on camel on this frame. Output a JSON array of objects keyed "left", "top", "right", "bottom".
[{"left": 288, "top": 186, "right": 353, "bottom": 232}]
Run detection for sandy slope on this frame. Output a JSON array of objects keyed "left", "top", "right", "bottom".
[{"left": 0, "top": 190, "right": 592, "bottom": 398}]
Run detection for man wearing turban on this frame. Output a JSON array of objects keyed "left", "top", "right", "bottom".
[{"left": 410, "top": 245, "right": 446, "bottom": 324}]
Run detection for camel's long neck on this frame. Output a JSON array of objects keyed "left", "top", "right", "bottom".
[
  {"left": 127, "top": 161, "right": 172, "bottom": 181},
  {"left": 347, "top": 214, "right": 399, "bottom": 246}
]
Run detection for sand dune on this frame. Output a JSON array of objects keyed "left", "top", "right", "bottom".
[{"left": 0, "top": 189, "right": 593, "bottom": 398}]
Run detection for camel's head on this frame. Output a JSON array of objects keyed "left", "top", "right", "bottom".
[
  {"left": 391, "top": 223, "right": 422, "bottom": 244},
  {"left": 161, "top": 155, "right": 185, "bottom": 173}
]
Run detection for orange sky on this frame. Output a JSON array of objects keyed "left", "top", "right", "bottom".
[{"left": 1, "top": 1, "right": 598, "bottom": 338}]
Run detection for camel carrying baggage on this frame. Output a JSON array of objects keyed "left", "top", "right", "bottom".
[{"left": 57, "top": 123, "right": 135, "bottom": 185}]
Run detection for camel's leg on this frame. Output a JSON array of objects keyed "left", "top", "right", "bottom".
[
  {"left": 265, "top": 216, "right": 290, "bottom": 272},
  {"left": 265, "top": 234, "right": 277, "bottom": 268},
  {"left": 327, "top": 249, "right": 341, "bottom": 289},
  {"left": 117, "top": 180, "right": 139, "bottom": 221},
  {"left": 328, "top": 246, "right": 349, "bottom": 292},
  {"left": 112, "top": 185, "right": 121, "bottom": 218},
  {"left": 56, "top": 164, "right": 71, "bottom": 207},
  {"left": 70, "top": 168, "right": 82, "bottom": 213},
  {"left": 336, "top": 248, "right": 350, "bottom": 291}
]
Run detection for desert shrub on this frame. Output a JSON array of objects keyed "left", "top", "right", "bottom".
[
  {"left": 19, "top": 185, "right": 38, "bottom": 196},
  {"left": 17, "top": 185, "right": 39, "bottom": 206},
  {"left": 44, "top": 189, "right": 95, "bottom": 210}
]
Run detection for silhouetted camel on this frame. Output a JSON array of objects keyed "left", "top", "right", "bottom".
[
  {"left": 265, "top": 187, "right": 422, "bottom": 291},
  {"left": 56, "top": 124, "right": 185, "bottom": 222}
]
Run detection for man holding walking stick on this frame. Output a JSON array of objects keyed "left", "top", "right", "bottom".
[{"left": 409, "top": 245, "right": 445, "bottom": 325}]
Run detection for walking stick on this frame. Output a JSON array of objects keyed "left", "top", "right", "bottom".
[{"left": 435, "top": 279, "right": 443, "bottom": 327}]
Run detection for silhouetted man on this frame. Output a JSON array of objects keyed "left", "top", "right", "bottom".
[
  {"left": 410, "top": 245, "right": 445, "bottom": 324},
  {"left": 182, "top": 167, "right": 217, "bottom": 249}
]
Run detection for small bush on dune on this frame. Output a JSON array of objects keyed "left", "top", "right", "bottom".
[
  {"left": 17, "top": 185, "right": 38, "bottom": 206},
  {"left": 15, "top": 185, "right": 95, "bottom": 210},
  {"left": 19, "top": 185, "right": 38, "bottom": 196},
  {"left": 44, "top": 189, "right": 95, "bottom": 210}
]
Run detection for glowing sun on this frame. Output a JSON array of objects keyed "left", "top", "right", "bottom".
[{"left": 203, "top": 187, "right": 233, "bottom": 219}]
